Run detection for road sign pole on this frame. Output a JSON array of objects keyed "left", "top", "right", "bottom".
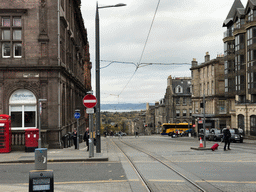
[
  {"left": 77, "top": 117, "right": 79, "bottom": 150},
  {"left": 89, "top": 112, "right": 94, "bottom": 158},
  {"left": 83, "top": 93, "right": 97, "bottom": 157},
  {"left": 74, "top": 110, "right": 80, "bottom": 150}
]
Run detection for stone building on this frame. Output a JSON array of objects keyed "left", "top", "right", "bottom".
[
  {"left": 164, "top": 76, "right": 192, "bottom": 124},
  {"left": 0, "top": 0, "right": 91, "bottom": 149},
  {"left": 154, "top": 100, "right": 165, "bottom": 133},
  {"left": 223, "top": 0, "right": 256, "bottom": 137},
  {"left": 145, "top": 103, "right": 155, "bottom": 134},
  {"left": 190, "top": 53, "right": 226, "bottom": 133}
]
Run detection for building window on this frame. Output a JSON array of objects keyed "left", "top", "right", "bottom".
[
  {"left": 176, "top": 110, "right": 180, "bottom": 117},
  {"left": 189, "top": 109, "right": 192, "bottom": 116},
  {"left": 250, "top": 115, "right": 256, "bottom": 136},
  {"left": 9, "top": 89, "right": 37, "bottom": 130},
  {"left": 207, "top": 82, "right": 209, "bottom": 95},
  {"left": 176, "top": 98, "right": 180, "bottom": 105},
  {"left": 235, "top": 34, "right": 244, "bottom": 51},
  {"left": 176, "top": 85, "right": 183, "bottom": 93},
  {"left": 219, "top": 100, "right": 226, "bottom": 114},
  {"left": 1, "top": 16, "right": 22, "bottom": 58},
  {"left": 183, "top": 97, "right": 186, "bottom": 105},
  {"left": 225, "top": 79, "right": 228, "bottom": 92},
  {"left": 212, "top": 81, "right": 214, "bottom": 94},
  {"left": 183, "top": 110, "right": 187, "bottom": 116},
  {"left": 248, "top": 9, "right": 256, "bottom": 22}
]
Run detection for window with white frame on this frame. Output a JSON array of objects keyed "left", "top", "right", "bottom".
[
  {"left": 183, "top": 110, "right": 187, "bottom": 116},
  {"left": 9, "top": 89, "right": 37, "bottom": 130},
  {"left": 176, "top": 110, "right": 180, "bottom": 117},
  {"left": 1, "top": 16, "right": 22, "bottom": 58},
  {"left": 175, "top": 85, "right": 183, "bottom": 93}
]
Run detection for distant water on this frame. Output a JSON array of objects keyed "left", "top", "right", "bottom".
[{"left": 101, "top": 109, "right": 144, "bottom": 113}]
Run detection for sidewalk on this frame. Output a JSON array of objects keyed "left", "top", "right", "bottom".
[{"left": 0, "top": 138, "right": 109, "bottom": 164}]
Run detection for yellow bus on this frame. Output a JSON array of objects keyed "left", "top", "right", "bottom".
[{"left": 161, "top": 123, "right": 192, "bottom": 136}]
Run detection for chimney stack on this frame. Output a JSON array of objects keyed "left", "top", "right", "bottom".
[
  {"left": 192, "top": 58, "right": 198, "bottom": 67},
  {"left": 205, "top": 52, "right": 210, "bottom": 62}
]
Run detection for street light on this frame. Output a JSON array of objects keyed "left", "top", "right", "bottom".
[{"left": 95, "top": 2, "right": 126, "bottom": 153}]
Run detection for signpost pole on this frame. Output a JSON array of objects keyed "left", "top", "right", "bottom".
[
  {"left": 75, "top": 109, "right": 80, "bottom": 150},
  {"left": 83, "top": 92, "right": 97, "bottom": 158},
  {"left": 203, "top": 94, "right": 206, "bottom": 148},
  {"left": 38, "top": 99, "right": 47, "bottom": 148},
  {"left": 87, "top": 108, "right": 94, "bottom": 158}
]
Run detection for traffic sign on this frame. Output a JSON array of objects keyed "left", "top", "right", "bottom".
[
  {"left": 74, "top": 112, "right": 80, "bottom": 119},
  {"left": 83, "top": 94, "right": 97, "bottom": 108}
]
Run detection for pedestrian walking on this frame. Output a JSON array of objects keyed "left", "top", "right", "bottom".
[
  {"left": 72, "top": 128, "right": 77, "bottom": 149},
  {"left": 223, "top": 125, "right": 231, "bottom": 151},
  {"left": 83, "top": 127, "right": 89, "bottom": 151}
]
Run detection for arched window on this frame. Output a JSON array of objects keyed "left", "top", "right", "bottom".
[
  {"left": 250, "top": 115, "right": 256, "bottom": 136},
  {"left": 238, "top": 114, "right": 244, "bottom": 135},
  {"left": 9, "top": 89, "right": 37, "bottom": 130},
  {"left": 176, "top": 85, "right": 183, "bottom": 93}
]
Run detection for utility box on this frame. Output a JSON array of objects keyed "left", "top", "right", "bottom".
[
  {"left": 25, "top": 128, "right": 39, "bottom": 152},
  {"left": 29, "top": 170, "right": 54, "bottom": 192},
  {"left": 0, "top": 114, "right": 12, "bottom": 153},
  {"left": 35, "top": 148, "right": 47, "bottom": 170}
]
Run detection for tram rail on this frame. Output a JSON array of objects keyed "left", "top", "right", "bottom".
[{"left": 112, "top": 138, "right": 223, "bottom": 192}]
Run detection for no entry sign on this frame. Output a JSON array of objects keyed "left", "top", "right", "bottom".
[{"left": 83, "top": 94, "right": 97, "bottom": 108}]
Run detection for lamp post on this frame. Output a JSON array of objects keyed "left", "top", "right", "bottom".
[{"left": 95, "top": 2, "right": 126, "bottom": 153}]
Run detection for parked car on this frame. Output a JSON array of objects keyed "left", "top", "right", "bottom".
[
  {"left": 222, "top": 128, "right": 243, "bottom": 143},
  {"left": 208, "top": 128, "right": 222, "bottom": 141},
  {"left": 198, "top": 129, "right": 210, "bottom": 140}
]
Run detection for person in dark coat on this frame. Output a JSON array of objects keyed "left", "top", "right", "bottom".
[
  {"left": 73, "top": 128, "right": 77, "bottom": 149},
  {"left": 223, "top": 126, "right": 231, "bottom": 151},
  {"left": 83, "top": 127, "right": 89, "bottom": 151}
]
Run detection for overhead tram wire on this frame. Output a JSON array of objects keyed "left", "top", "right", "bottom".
[
  {"left": 104, "top": 0, "right": 161, "bottom": 99},
  {"left": 100, "top": 60, "right": 137, "bottom": 69},
  {"left": 138, "top": 0, "right": 161, "bottom": 65}
]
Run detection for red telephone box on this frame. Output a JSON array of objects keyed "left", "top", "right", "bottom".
[
  {"left": 25, "top": 128, "right": 39, "bottom": 152},
  {"left": 0, "top": 114, "right": 12, "bottom": 153}
]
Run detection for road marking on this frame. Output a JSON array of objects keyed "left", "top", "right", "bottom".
[
  {"left": 148, "top": 179, "right": 185, "bottom": 182},
  {"left": 197, "top": 180, "right": 256, "bottom": 184},
  {"left": 54, "top": 180, "right": 128, "bottom": 185}
]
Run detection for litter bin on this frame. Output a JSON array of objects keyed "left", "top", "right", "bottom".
[
  {"left": 62, "top": 134, "right": 68, "bottom": 148},
  {"left": 25, "top": 128, "right": 39, "bottom": 152}
]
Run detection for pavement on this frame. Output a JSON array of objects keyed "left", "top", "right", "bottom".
[
  {"left": 1, "top": 136, "right": 256, "bottom": 164},
  {"left": 0, "top": 138, "right": 109, "bottom": 164}
]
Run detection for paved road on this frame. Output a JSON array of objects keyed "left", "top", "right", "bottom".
[{"left": 1, "top": 135, "right": 256, "bottom": 191}]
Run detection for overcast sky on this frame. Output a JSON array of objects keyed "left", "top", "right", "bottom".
[{"left": 81, "top": 0, "right": 248, "bottom": 104}]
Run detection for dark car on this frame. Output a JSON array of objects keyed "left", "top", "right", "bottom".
[
  {"left": 208, "top": 128, "right": 222, "bottom": 141},
  {"left": 198, "top": 129, "right": 210, "bottom": 140},
  {"left": 221, "top": 128, "right": 243, "bottom": 143}
]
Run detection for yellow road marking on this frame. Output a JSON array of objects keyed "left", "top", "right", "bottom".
[{"left": 197, "top": 180, "right": 256, "bottom": 184}]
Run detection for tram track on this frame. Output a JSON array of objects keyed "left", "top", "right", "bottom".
[{"left": 112, "top": 138, "right": 224, "bottom": 192}]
